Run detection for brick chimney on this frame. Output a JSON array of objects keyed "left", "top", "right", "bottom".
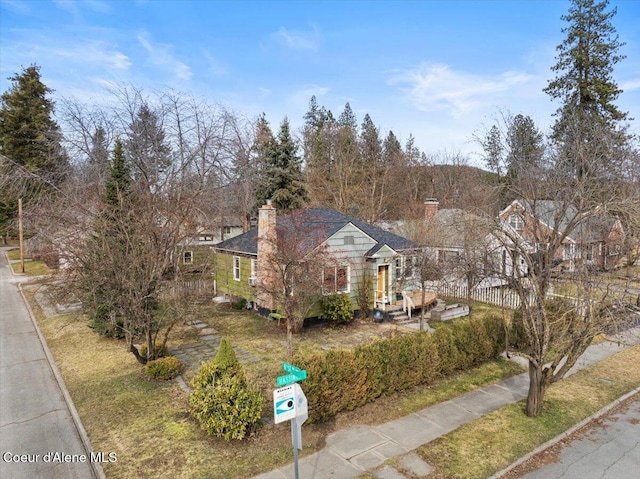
[
  {"left": 257, "top": 200, "right": 276, "bottom": 310},
  {"left": 424, "top": 198, "right": 439, "bottom": 221}
]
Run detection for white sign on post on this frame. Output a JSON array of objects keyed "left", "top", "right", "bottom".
[
  {"left": 273, "top": 384, "right": 296, "bottom": 424},
  {"left": 293, "top": 383, "right": 308, "bottom": 450}
]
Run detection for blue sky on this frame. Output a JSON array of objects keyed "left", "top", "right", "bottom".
[{"left": 1, "top": 0, "right": 639, "bottom": 165}]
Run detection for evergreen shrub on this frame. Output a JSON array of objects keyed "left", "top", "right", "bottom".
[
  {"left": 189, "top": 338, "right": 263, "bottom": 441},
  {"left": 145, "top": 356, "right": 183, "bottom": 380},
  {"left": 321, "top": 293, "right": 354, "bottom": 323},
  {"left": 293, "top": 316, "right": 505, "bottom": 423}
]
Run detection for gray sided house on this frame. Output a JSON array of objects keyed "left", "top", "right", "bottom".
[{"left": 213, "top": 203, "right": 415, "bottom": 317}]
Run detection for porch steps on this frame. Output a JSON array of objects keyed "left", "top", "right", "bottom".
[{"left": 386, "top": 306, "right": 410, "bottom": 323}]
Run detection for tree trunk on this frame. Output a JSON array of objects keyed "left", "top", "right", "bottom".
[
  {"left": 525, "top": 360, "right": 546, "bottom": 417},
  {"left": 286, "top": 319, "right": 293, "bottom": 360},
  {"left": 129, "top": 344, "right": 148, "bottom": 365}
]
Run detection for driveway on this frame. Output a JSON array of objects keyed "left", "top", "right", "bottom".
[{"left": 0, "top": 247, "right": 102, "bottom": 478}]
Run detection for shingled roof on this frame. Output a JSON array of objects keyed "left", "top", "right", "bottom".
[{"left": 214, "top": 207, "right": 414, "bottom": 256}]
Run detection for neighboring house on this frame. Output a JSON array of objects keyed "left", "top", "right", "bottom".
[
  {"left": 381, "top": 199, "right": 526, "bottom": 286},
  {"left": 177, "top": 217, "right": 244, "bottom": 274},
  {"left": 213, "top": 202, "right": 416, "bottom": 316},
  {"left": 499, "top": 199, "right": 625, "bottom": 271}
]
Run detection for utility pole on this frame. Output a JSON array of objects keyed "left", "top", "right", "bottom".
[{"left": 18, "top": 198, "right": 25, "bottom": 273}]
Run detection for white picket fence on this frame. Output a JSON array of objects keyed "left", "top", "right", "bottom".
[{"left": 438, "top": 283, "right": 534, "bottom": 309}]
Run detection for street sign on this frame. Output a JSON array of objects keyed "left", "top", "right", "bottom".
[
  {"left": 276, "top": 362, "right": 307, "bottom": 387},
  {"left": 273, "top": 385, "right": 296, "bottom": 424}
]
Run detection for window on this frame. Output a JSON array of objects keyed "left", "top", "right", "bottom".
[
  {"left": 224, "top": 226, "right": 232, "bottom": 235},
  {"left": 183, "top": 251, "right": 193, "bottom": 264},
  {"left": 250, "top": 259, "right": 257, "bottom": 279},
  {"left": 323, "top": 265, "right": 350, "bottom": 293},
  {"left": 585, "top": 245, "right": 594, "bottom": 261},
  {"left": 233, "top": 256, "right": 241, "bottom": 281},
  {"left": 198, "top": 235, "right": 213, "bottom": 242},
  {"left": 395, "top": 257, "right": 403, "bottom": 279},
  {"left": 509, "top": 214, "right": 524, "bottom": 231},
  {"left": 344, "top": 235, "right": 355, "bottom": 245},
  {"left": 563, "top": 243, "right": 575, "bottom": 260}
]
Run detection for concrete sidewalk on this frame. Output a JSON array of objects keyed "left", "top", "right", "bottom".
[
  {"left": 0, "top": 247, "right": 103, "bottom": 479},
  {"left": 255, "top": 328, "right": 640, "bottom": 479}
]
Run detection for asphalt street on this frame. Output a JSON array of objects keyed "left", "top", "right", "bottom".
[
  {"left": 0, "top": 247, "right": 101, "bottom": 478},
  {"left": 519, "top": 393, "right": 640, "bottom": 479}
]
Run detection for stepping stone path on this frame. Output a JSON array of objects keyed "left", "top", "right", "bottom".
[{"left": 170, "top": 320, "right": 261, "bottom": 372}]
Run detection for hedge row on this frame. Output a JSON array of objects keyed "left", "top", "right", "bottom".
[{"left": 292, "top": 315, "right": 505, "bottom": 423}]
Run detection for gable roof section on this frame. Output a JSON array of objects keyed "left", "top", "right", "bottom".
[
  {"left": 214, "top": 207, "right": 414, "bottom": 256},
  {"left": 502, "top": 199, "right": 578, "bottom": 237}
]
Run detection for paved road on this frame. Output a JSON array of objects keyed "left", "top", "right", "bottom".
[
  {"left": 519, "top": 393, "right": 640, "bottom": 479},
  {"left": 0, "top": 247, "right": 101, "bottom": 478}
]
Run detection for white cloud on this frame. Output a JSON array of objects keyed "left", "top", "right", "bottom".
[
  {"left": 620, "top": 78, "right": 640, "bottom": 91},
  {"left": 273, "top": 26, "right": 320, "bottom": 51},
  {"left": 52, "top": 41, "right": 131, "bottom": 70},
  {"left": 137, "top": 32, "right": 192, "bottom": 81},
  {"left": 390, "top": 63, "right": 535, "bottom": 119}
]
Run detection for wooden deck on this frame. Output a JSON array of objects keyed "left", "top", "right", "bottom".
[{"left": 394, "top": 290, "right": 438, "bottom": 310}]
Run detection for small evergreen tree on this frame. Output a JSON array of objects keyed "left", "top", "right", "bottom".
[
  {"left": 189, "top": 338, "right": 263, "bottom": 441},
  {"left": 212, "top": 337, "right": 242, "bottom": 376},
  {"left": 88, "top": 138, "right": 132, "bottom": 337}
]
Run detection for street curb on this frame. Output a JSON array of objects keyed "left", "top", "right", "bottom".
[
  {"left": 489, "top": 385, "right": 640, "bottom": 479},
  {"left": 18, "top": 282, "right": 107, "bottom": 479}
]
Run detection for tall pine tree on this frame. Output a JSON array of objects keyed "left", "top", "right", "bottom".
[
  {"left": 254, "top": 117, "right": 308, "bottom": 213},
  {"left": 544, "top": 0, "right": 629, "bottom": 178},
  {"left": 0, "top": 65, "right": 68, "bottom": 232},
  {"left": 126, "top": 103, "right": 171, "bottom": 192}
]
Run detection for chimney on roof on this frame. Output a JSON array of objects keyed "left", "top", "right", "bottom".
[
  {"left": 424, "top": 198, "right": 439, "bottom": 221},
  {"left": 257, "top": 201, "right": 276, "bottom": 311}
]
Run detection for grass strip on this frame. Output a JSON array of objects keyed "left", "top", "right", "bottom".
[
  {"left": 413, "top": 344, "right": 640, "bottom": 479},
  {"left": 5, "top": 248, "right": 51, "bottom": 275}
]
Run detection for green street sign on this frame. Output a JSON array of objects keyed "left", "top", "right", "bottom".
[{"left": 276, "top": 362, "right": 307, "bottom": 387}]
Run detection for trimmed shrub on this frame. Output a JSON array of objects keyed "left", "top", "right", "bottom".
[
  {"left": 321, "top": 293, "right": 354, "bottom": 324},
  {"left": 145, "top": 356, "right": 183, "bottom": 380},
  {"left": 189, "top": 374, "right": 263, "bottom": 441},
  {"left": 189, "top": 338, "right": 263, "bottom": 441},
  {"left": 294, "top": 315, "right": 506, "bottom": 423}
]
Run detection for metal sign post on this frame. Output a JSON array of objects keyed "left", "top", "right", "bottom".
[{"left": 273, "top": 362, "right": 308, "bottom": 479}]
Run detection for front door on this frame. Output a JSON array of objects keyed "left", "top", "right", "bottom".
[{"left": 377, "top": 264, "right": 389, "bottom": 302}]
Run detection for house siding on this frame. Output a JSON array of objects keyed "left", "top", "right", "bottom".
[
  {"left": 177, "top": 244, "right": 216, "bottom": 271},
  {"left": 214, "top": 253, "right": 257, "bottom": 301},
  {"left": 324, "top": 223, "right": 377, "bottom": 307}
]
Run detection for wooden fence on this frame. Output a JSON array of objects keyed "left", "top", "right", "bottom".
[{"left": 161, "top": 279, "right": 215, "bottom": 298}]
